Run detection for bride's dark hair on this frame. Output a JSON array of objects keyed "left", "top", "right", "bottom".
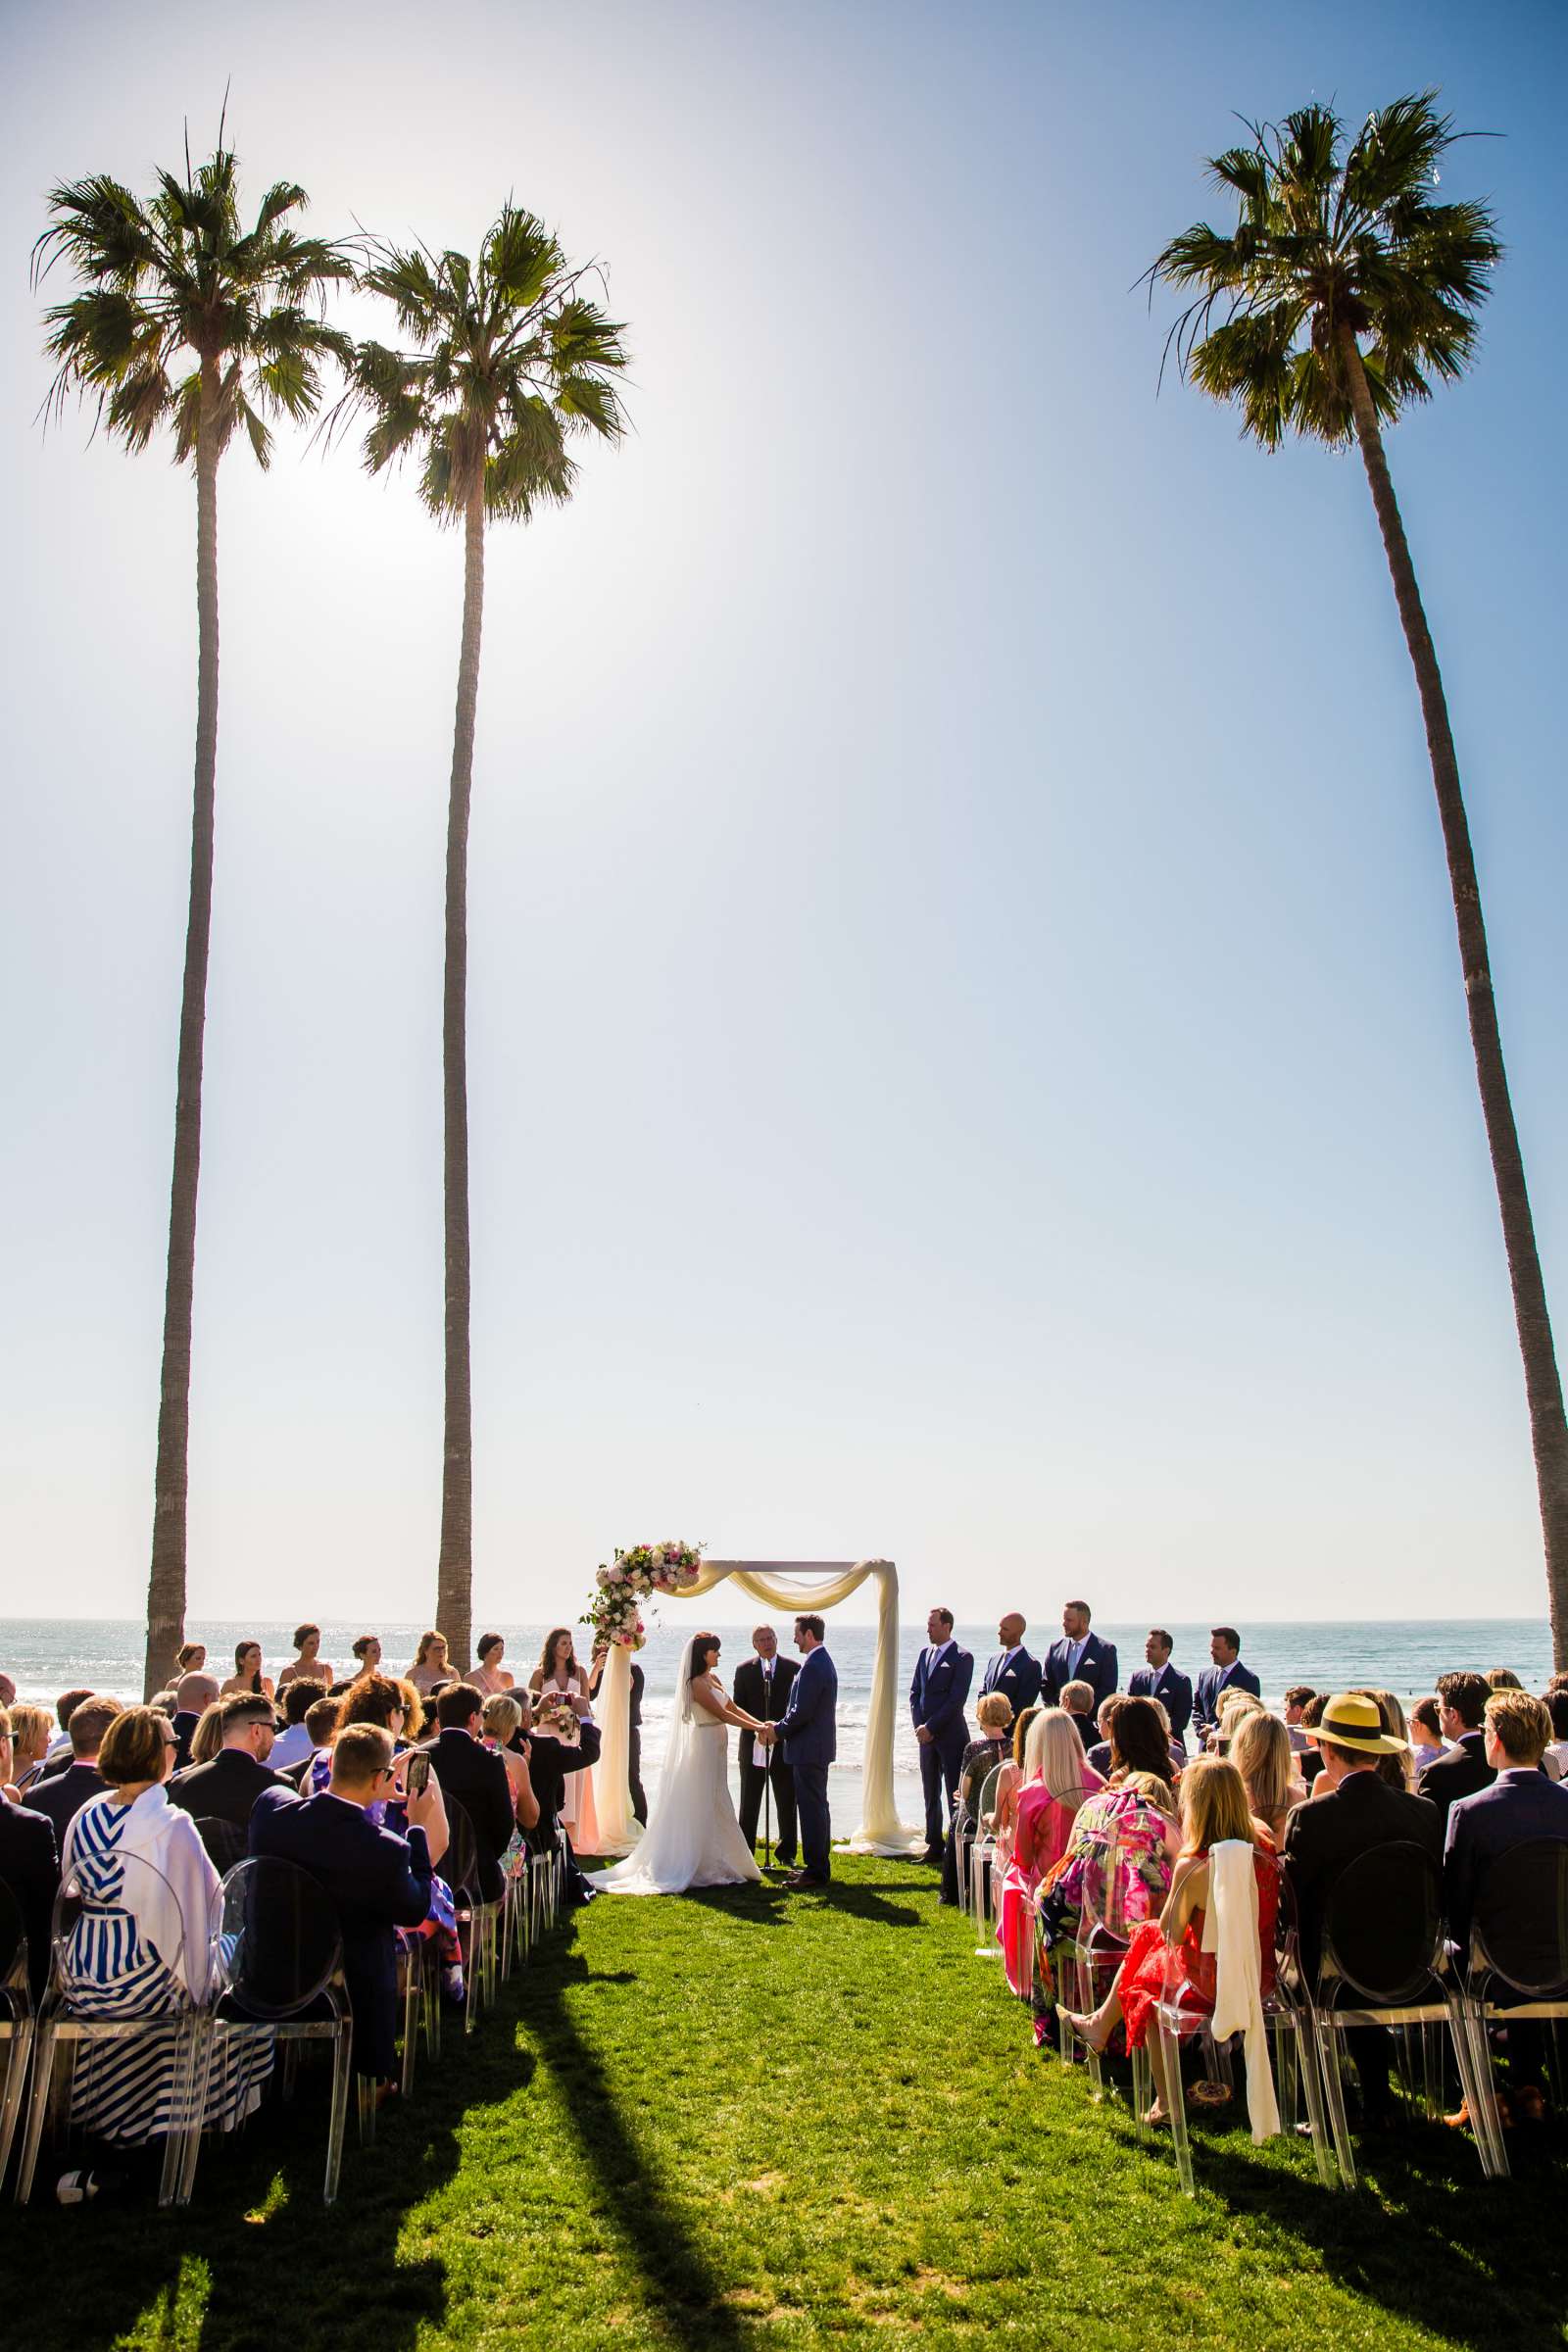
[{"left": 689, "top": 1634, "right": 720, "bottom": 1677}]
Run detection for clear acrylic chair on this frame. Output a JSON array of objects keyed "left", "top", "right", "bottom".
[
  {"left": 182, "top": 1855, "right": 354, "bottom": 2205},
  {"left": 440, "top": 1799, "right": 500, "bottom": 2029},
  {"left": 1045, "top": 1787, "right": 1121, "bottom": 2078},
  {"left": 952, "top": 1749, "right": 999, "bottom": 1924},
  {"left": 1306, "top": 1840, "right": 1486, "bottom": 2191},
  {"left": 0, "top": 1879, "right": 35, "bottom": 2192},
  {"left": 970, "top": 1765, "right": 1007, "bottom": 1957},
  {"left": 17, "top": 1853, "right": 205, "bottom": 2207},
  {"left": 1453, "top": 1837, "right": 1568, "bottom": 2180}
]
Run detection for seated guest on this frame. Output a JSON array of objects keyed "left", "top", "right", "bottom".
[
  {"left": 0, "top": 1706, "right": 60, "bottom": 1997},
  {"left": 169, "top": 1693, "right": 285, "bottom": 1832},
  {"left": 1418, "top": 1673, "right": 1494, "bottom": 1831},
  {"left": 270, "top": 1680, "right": 328, "bottom": 1774},
  {"left": 1128, "top": 1631, "right": 1193, "bottom": 1752},
  {"left": 188, "top": 1702, "right": 228, "bottom": 1767},
  {"left": 1215, "top": 1688, "right": 1265, "bottom": 1753},
  {"left": 277, "top": 1624, "right": 335, "bottom": 1691},
  {"left": 1044, "top": 1705, "right": 1182, "bottom": 1988},
  {"left": 1058, "top": 1679, "right": 1098, "bottom": 1750},
  {"left": 510, "top": 1691, "right": 603, "bottom": 1906},
  {"left": 7, "top": 1700, "right": 53, "bottom": 1793},
  {"left": 171, "top": 1670, "right": 220, "bottom": 1770},
  {"left": 1283, "top": 1687, "right": 1318, "bottom": 1757},
  {"left": 1284, "top": 1691, "right": 1441, "bottom": 2128},
  {"left": 1355, "top": 1690, "right": 1417, "bottom": 1791},
  {"left": 481, "top": 1694, "right": 539, "bottom": 1877},
  {"left": 991, "top": 1704, "right": 1042, "bottom": 1873},
  {"left": 1409, "top": 1696, "right": 1447, "bottom": 1771},
  {"left": 1084, "top": 1693, "right": 1124, "bottom": 1779},
  {"left": 1101, "top": 1694, "right": 1178, "bottom": 1800},
  {"left": 25, "top": 1695, "right": 120, "bottom": 1842},
  {"left": 1230, "top": 1709, "right": 1307, "bottom": 1845},
  {"left": 940, "top": 1692, "right": 1012, "bottom": 1905},
  {"left": 1445, "top": 1689, "right": 1568, "bottom": 2125},
  {"left": 427, "top": 1684, "right": 514, "bottom": 1902},
  {"left": 0, "top": 1674, "right": 14, "bottom": 1710},
  {"left": 62, "top": 1707, "right": 270, "bottom": 2147},
  {"left": 1544, "top": 1690, "right": 1568, "bottom": 1785},
  {"left": 1298, "top": 1691, "right": 1330, "bottom": 1788},
  {"left": 283, "top": 1694, "right": 344, "bottom": 1788},
  {"left": 250, "top": 1723, "right": 440, "bottom": 2081},
  {"left": 994, "top": 1709, "right": 1102, "bottom": 1999},
  {"left": 220, "top": 1642, "right": 275, "bottom": 1701},
  {"left": 1062, "top": 1756, "right": 1277, "bottom": 2127},
  {"left": 471, "top": 1635, "right": 515, "bottom": 1697},
  {"left": 409, "top": 1632, "right": 455, "bottom": 1698},
  {"left": 40, "top": 1688, "right": 95, "bottom": 1772},
  {"left": 1487, "top": 1668, "right": 1523, "bottom": 1692},
  {"left": 1193, "top": 1627, "right": 1262, "bottom": 1746}
]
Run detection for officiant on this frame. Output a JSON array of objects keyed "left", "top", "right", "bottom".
[{"left": 734, "top": 1626, "right": 798, "bottom": 1866}]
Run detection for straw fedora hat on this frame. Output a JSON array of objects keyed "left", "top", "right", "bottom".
[{"left": 1309, "top": 1692, "right": 1410, "bottom": 1755}]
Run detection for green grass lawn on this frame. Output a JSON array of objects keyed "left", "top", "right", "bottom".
[{"left": 6, "top": 1854, "right": 1566, "bottom": 2348}]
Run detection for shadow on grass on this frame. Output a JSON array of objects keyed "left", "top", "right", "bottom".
[
  {"left": 808, "top": 1880, "right": 924, "bottom": 1929},
  {"left": 527, "top": 1943, "right": 758, "bottom": 2350},
  {"left": 1112, "top": 2091, "right": 1568, "bottom": 2350}
]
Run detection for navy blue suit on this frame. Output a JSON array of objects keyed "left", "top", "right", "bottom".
[
  {"left": 1127, "top": 1662, "right": 1194, "bottom": 1748},
  {"left": 1444, "top": 1766, "right": 1568, "bottom": 1960},
  {"left": 909, "top": 1642, "right": 973, "bottom": 1854},
  {"left": 979, "top": 1647, "right": 1043, "bottom": 1725},
  {"left": 1043, "top": 1634, "right": 1119, "bottom": 1713},
  {"left": 250, "top": 1787, "right": 433, "bottom": 2077},
  {"left": 776, "top": 1645, "right": 838, "bottom": 1878},
  {"left": 1192, "top": 1659, "right": 1262, "bottom": 1740}
]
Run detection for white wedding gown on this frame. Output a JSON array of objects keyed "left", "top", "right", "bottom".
[{"left": 600, "top": 1647, "right": 762, "bottom": 1896}]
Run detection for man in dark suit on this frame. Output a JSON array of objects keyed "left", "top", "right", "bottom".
[
  {"left": 169, "top": 1693, "right": 285, "bottom": 1832},
  {"left": 767, "top": 1615, "right": 838, "bottom": 1886},
  {"left": 0, "top": 1710, "right": 60, "bottom": 1997},
  {"left": 426, "top": 1683, "right": 515, "bottom": 1903},
  {"left": 909, "top": 1606, "right": 973, "bottom": 1868},
  {"left": 734, "top": 1627, "right": 799, "bottom": 1867},
  {"left": 22, "top": 1694, "right": 119, "bottom": 1844},
  {"left": 1042, "top": 1601, "right": 1118, "bottom": 1715},
  {"left": 978, "top": 1613, "right": 1043, "bottom": 1727},
  {"left": 250, "top": 1722, "right": 437, "bottom": 2080},
  {"left": 1284, "top": 1691, "right": 1443, "bottom": 2125},
  {"left": 514, "top": 1694, "right": 603, "bottom": 1906},
  {"left": 1127, "top": 1629, "right": 1194, "bottom": 1750},
  {"left": 1192, "top": 1627, "right": 1262, "bottom": 1745},
  {"left": 1416, "top": 1672, "right": 1495, "bottom": 1833}
]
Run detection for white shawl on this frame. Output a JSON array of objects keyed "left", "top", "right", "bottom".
[{"left": 1200, "top": 1839, "right": 1280, "bottom": 2142}]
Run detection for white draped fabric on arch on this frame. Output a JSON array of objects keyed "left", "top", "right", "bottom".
[{"left": 592, "top": 1558, "right": 924, "bottom": 1858}]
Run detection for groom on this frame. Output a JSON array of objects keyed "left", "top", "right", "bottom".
[{"left": 760, "top": 1613, "right": 837, "bottom": 1887}]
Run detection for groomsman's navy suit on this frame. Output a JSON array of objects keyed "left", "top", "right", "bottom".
[
  {"left": 1127, "top": 1660, "right": 1194, "bottom": 1748},
  {"left": 979, "top": 1646, "right": 1043, "bottom": 1724},
  {"left": 1192, "top": 1659, "right": 1262, "bottom": 1741},
  {"left": 909, "top": 1642, "right": 973, "bottom": 1855},
  {"left": 775, "top": 1644, "right": 838, "bottom": 1880},
  {"left": 1042, "top": 1634, "right": 1119, "bottom": 1714}
]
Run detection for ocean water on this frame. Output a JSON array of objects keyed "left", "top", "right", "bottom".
[{"left": 2, "top": 1615, "right": 1554, "bottom": 1827}]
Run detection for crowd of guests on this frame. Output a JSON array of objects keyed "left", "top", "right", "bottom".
[
  {"left": 914, "top": 1603, "right": 1568, "bottom": 2145},
  {"left": 0, "top": 1622, "right": 622, "bottom": 2193}
]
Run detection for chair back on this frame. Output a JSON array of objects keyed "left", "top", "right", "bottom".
[
  {"left": 442, "top": 1796, "right": 482, "bottom": 1903},
  {"left": 193, "top": 1816, "right": 247, "bottom": 1874},
  {"left": 1320, "top": 1840, "right": 1443, "bottom": 2004},
  {"left": 1470, "top": 1837, "right": 1568, "bottom": 1997},
  {"left": 975, "top": 1764, "right": 1005, "bottom": 1831},
  {"left": 0, "top": 1877, "right": 27, "bottom": 2002},
  {"left": 51, "top": 1845, "right": 190, "bottom": 2009},
  {"left": 216, "top": 1856, "right": 343, "bottom": 2018}
]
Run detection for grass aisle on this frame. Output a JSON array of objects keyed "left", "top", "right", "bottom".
[{"left": 7, "top": 1855, "right": 1567, "bottom": 2348}]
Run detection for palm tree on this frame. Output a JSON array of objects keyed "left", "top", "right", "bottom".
[
  {"left": 34, "top": 143, "right": 352, "bottom": 1696},
  {"left": 340, "top": 209, "right": 628, "bottom": 1669},
  {"left": 1150, "top": 93, "right": 1568, "bottom": 1663}
]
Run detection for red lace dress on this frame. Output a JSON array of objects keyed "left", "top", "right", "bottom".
[{"left": 1116, "top": 1846, "right": 1278, "bottom": 2051}]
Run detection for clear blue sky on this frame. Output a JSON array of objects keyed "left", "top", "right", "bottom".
[{"left": 2, "top": 0, "right": 1564, "bottom": 1631}]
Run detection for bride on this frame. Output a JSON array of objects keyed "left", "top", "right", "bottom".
[{"left": 600, "top": 1632, "right": 769, "bottom": 1895}]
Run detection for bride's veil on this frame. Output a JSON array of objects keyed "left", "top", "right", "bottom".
[{"left": 600, "top": 1632, "right": 714, "bottom": 1890}]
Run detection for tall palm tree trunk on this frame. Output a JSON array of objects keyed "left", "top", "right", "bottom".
[
  {"left": 143, "top": 376, "right": 221, "bottom": 1697},
  {"left": 436, "top": 481, "right": 485, "bottom": 1671},
  {"left": 1341, "top": 326, "right": 1568, "bottom": 1666}
]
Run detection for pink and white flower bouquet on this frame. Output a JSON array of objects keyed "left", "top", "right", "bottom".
[
  {"left": 583, "top": 1540, "right": 704, "bottom": 1647},
  {"left": 531, "top": 1692, "right": 581, "bottom": 1746}
]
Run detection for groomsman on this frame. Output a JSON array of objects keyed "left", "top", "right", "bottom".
[
  {"left": 1127, "top": 1628, "right": 1194, "bottom": 1750},
  {"left": 979, "top": 1613, "right": 1042, "bottom": 1723},
  {"left": 734, "top": 1626, "right": 799, "bottom": 1866},
  {"left": 1042, "top": 1600, "right": 1118, "bottom": 1714},
  {"left": 909, "top": 1606, "right": 973, "bottom": 1865},
  {"left": 1193, "top": 1626, "right": 1262, "bottom": 1744}
]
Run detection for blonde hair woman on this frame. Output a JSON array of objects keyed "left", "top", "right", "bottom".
[
  {"left": 481, "top": 1692, "right": 539, "bottom": 1836},
  {"left": 993, "top": 1709, "right": 1102, "bottom": 1997},
  {"left": 1063, "top": 1757, "right": 1279, "bottom": 2123},
  {"left": 1229, "top": 1710, "right": 1306, "bottom": 1844}
]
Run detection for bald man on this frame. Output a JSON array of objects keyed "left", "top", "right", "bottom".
[{"left": 979, "top": 1613, "right": 1042, "bottom": 1723}]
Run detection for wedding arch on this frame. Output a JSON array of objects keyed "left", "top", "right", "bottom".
[{"left": 592, "top": 1558, "right": 924, "bottom": 1859}]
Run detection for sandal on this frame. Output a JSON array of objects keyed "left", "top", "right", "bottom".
[{"left": 1188, "top": 2079, "right": 1233, "bottom": 2110}]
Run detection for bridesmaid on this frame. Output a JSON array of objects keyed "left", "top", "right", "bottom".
[
  {"left": 470, "top": 1633, "right": 514, "bottom": 1696},
  {"left": 220, "top": 1641, "right": 275, "bottom": 1700},
  {"left": 530, "top": 1628, "right": 599, "bottom": 1855}
]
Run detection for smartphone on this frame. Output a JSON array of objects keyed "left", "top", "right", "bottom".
[{"left": 404, "top": 1751, "right": 431, "bottom": 1797}]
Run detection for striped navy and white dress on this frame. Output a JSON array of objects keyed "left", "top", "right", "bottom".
[{"left": 60, "top": 1785, "right": 271, "bottom": 2145}]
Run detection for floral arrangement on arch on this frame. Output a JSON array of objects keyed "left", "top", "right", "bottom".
[{"left": 583, "top": 1540, "right": 704, "bottom": 1649}]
